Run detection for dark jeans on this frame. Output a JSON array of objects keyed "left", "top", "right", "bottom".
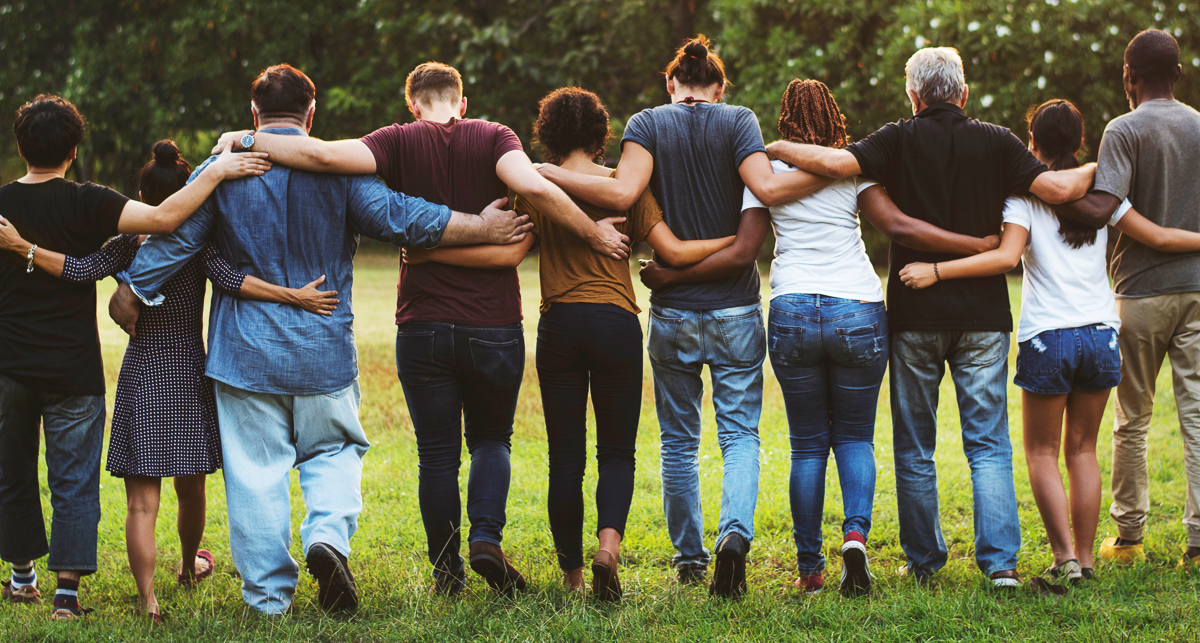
[
  {"left": 537, "top": 303, "right": 641, "bottom": 571},
  {"left": 768, "top": 295, "right": 887, "bottom": 574},
  {"left": 0, "top": 373, "right": 104, "bottom": 573},
  {"left": 395, "top": 322, "right": 524, "bottom": 573}
]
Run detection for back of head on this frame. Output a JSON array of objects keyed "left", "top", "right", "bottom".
[
  {"left": 664, "top": 35, "right": 727, "bottom": 90},
  {"left": 139, "top": 140, "right": 192, "bottom": 206},
  {"left": 905, "top": 47, "right": 966, "bottom": 107},
  {"left": 1125, "top": 29, "right": 1180, "bottom": 85},
  {"left": 13, "top": 94, "right": 87, "bottom": 168},
  {"left": 533, "top": 88, "right": 610, "bottom": 165},
  {"left": 251, "top": 64, "right": 316, "bottom": 123},
  {"left": 405, "top": 62, "right": 463, "bottom": 113},
  {"left": 778, "top": 79, "right": 849, "bottom": 149},
  {"left": 1027, "top": 99, "right": 1093, "bottom": 248}
]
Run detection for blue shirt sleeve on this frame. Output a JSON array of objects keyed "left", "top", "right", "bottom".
[
  {"left": 345, "top": 175, "right": 452, "bottom": 248},
  {"left": 730, "top": 107, "right": 767, "bottom": 167},
  {"left": 122, "top": 161, "right": 218, "bottom": 304},
  {"left": 621, "top": 109, "right": 656, "bottom": 157}
]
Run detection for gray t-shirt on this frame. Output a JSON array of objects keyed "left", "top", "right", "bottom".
[
  {"left": 1095, "top": 99, "right": 1200, "bottom": 297},
  {"left": 622, "top": 102, "right": 767, "bottom": 310}
]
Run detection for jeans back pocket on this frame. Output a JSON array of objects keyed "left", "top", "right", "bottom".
[
  {"left": 648, "top": 309, "right": 685, "bottom": 365},
  {"left": 768, "top": 324, "right": 806, "bottom": 367},
  {"left": 1017, "top": 331, "right": 1061, "bottom": 376},
  {"left": 1092, "top": 325, "right": 1121, "bottom": 373},
  {"left": 837, "top": 322, "right": 885, "bottom": 368},
  {"left": 396, "top": 330, "right": 438, "bottom": 387},
  {"left": 469, "top": 337, "right": 524, "bottom": 391}
]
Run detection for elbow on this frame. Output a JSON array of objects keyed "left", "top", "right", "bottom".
[
  {"left": 1001, "top": 255, "right": 1022, "bottom": 272},
  {"left": 500, "top": 247, "right": 527, "bottom": 269},
  {"left": 311, "top": 147, "right": 338, "bottom": 172},
  {"left": 730, "top": 250, "right": 759, "bottom": 271},
  {"left": 612, "top": 188, "right": 639, "bottom": 212},
  {"left": 824, "top": 158, "right": 856, "bottom": 180}
]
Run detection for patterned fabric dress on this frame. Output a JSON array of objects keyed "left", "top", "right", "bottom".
[{"left": 62, "top": 235, "right": 247, "bottom": 478}]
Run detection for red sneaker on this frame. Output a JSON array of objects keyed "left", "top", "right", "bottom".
[{"left": 795, "top": 573, "right": 824, "bottom": 594}]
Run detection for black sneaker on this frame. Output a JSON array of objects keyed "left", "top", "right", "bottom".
[
  {"left": 709, "top": 533, "right": 749, "bottom": 599},
  {"left": 677, "top": 563, "right": 706, "bottom": 585},
  {"left": 305, "top": 542, "right": 359, "bottom": 612}
]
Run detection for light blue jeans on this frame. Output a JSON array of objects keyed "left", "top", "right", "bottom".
[
  {"left": 648, "top": 303, "right": 765, "bottom": 570},
  {"left": 890, "top": 331, "right": 1020, "bottom": 578},
  {"left": 214, "top": 381, "right": 370, "bottom": 615}
]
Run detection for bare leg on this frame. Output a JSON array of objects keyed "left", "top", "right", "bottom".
[
  {"left": 598, "top": 527, "right": 621, "bottom": 559},
  {"left": 124, "top": 476, "right": 162, "bottom": 614},
  {"left": 173, "top": 474, "right": 208, "bottom": 581},
  {"left": 1062, "top": 388, "right": 1109, "bottom": 569},
  {"left": 1022, "top": 391, "right": 1076, "bottom": 565}
]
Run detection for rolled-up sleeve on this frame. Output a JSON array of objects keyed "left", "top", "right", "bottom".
[
  {"left": 121, "top": 198, "right": 216, "bottom": 305},
  {"left": 346, "top": 175, "right": 452, "bottom": 248}
]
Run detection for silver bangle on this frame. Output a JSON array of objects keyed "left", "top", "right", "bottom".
[{"left": 25, "top": 244, "right": 37, "bottom": 274}]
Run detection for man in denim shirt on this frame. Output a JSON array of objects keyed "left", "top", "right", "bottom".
[{"left": 109, "top": 65, "right": 529, "bottom": 615}]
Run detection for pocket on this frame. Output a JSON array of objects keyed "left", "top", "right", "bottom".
[
  {"left": 1017, "top": 332, "right": 1061, "bottom": 376},
  {"left": 45, "top": 394, "right": 101, "bottom": 420},
  {"left": 714, "top": 308, "right": 766, "bottom": 367},
  {"left": 768, "top": 324, "right": 805, "bottom": 367},
  {"left": 1092, "top": 325, "right": 1121, "bottom": 374},
  {"left": 837, "top": 322, "right": 885, "bottom": 368},
  {"left": 469, "top": 336, "right": 524, "bottom": 391},
  {"left": 960, "top": 332, "right": 1007, "bottom": 367},
  {"left": 893, "top": 332, "right": 939, "bottom": 366},
  {"left": 395, "top": 330, "right": 437, "bottom": 387},
  {"left": 647, "top": 309, "right": 684, "bottom": 365}
]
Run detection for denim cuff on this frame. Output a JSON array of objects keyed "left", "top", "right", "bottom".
[{"left": 117, "top": 271, "right": 165, "bottom": 307}]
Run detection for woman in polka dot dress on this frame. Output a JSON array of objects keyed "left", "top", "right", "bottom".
[{"left": 0, "top": 140, "right": 338, "bottom": 621}]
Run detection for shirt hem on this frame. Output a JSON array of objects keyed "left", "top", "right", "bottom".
[
  {"left": 394, "top": 314, "right": 525, "bottom": 327},
  {"left": 1113, "top": 285, "right": 1200, "bottom": 299},
  {"left": 207, "top": 372, "right": 357, "bottom": 397},
  {"left": 648, "top": 295, "right": 762, "bottom": 311}
]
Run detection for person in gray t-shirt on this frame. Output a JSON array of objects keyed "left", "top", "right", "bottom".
[
  {"left": 1057, "top": 29, "right": 1200, "bottom": 566},
  {"left": 537, "top": 36, "right": 831, "bottom": 597}
]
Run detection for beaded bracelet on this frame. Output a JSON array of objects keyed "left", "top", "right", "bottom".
[
  {"left": 25, "top": 244, "right": 38, "bottom": 274},
  {"left": 933, "top": 262, "right": 940, "bottom": 283}
]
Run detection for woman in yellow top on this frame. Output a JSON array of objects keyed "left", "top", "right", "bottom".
[{"left": 403, "top": 87, "right": 731, "bottom": 601}]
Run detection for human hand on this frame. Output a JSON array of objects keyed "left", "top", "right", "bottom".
[
  {"left": 401, "top": 247, "right": 431, "bottom": 265},
  {"left": 211, "top": 130, "right": 253, "bottom": 155},
  {"left": 898, "top": 262, "right": 938, "bottom": 290},
  {"left": 206, "top": 141, "right": 272, "bottom": 181},
  {"left": 291, "top": 276, "right": 339, "bottom": 316},
  {"left": 479, "top": 197, "right": 533, "bottom": 244},
  {"left": 590, "top": 217, "right": 631, "bottom": 260},
  {"left": 108, "top": 282, "right": 141, "bottom": 337},
  {"left": 980, "top": 234, "right": 1001, "bottom": 252},
  {"left": 0, "top": 216, "right": 32, "bottom": 255},
  {"left": 638, "top": 259, "right": 675, "bottom": 290}
]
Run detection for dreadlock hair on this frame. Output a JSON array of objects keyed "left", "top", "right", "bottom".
[
  {"left": 778, "top": 79, "right": 849, "bottom": 149},
  {"left": 1027, "top": 99, "right": 1093, "bottom": 248}
]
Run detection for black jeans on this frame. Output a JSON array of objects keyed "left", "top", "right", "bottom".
[
  {"left": 395, "top": 322, "right": 524, "bottom": 573},
  {"left": 0, "top": 373, "right": 104, "bottom": 573},
  {"left": 536, "top": 303, "right": 641, "bottom": 571}
]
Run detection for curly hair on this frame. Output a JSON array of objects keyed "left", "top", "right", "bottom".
[
  {"left": 778, "top": 79, "right": 849, "bottom": 149},
  {"left": 532, "top": 87, "right": 610, "bottom": 165}
]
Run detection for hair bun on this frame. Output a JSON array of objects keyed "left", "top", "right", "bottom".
[
  {"left": 684, "top": 41, "right": 708, "bottom": 59},
  {"left": 152, "top": 139, "right": 181, "bottom": 166}
]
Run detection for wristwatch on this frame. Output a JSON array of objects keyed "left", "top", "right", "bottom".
[{"left": 239, "top": 132, "right": 256, "bottom": 151}]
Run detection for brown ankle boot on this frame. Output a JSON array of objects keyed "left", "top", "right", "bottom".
[
  {"left": 468, "top": 541, "right": 527, "bottom": 597},
  {"left": 591, "top": 550, "right": 622, "bottom": 602}
]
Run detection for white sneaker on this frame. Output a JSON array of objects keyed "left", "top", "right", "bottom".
[{"left": 839, "top": 539, "right": 873, "bottom": 597}]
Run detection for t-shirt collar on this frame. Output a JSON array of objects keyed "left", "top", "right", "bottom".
[
  {"left": 915, "top": 102, "right": 966, "bottom": 119},
  {"left": 257, "top": 127, "right": 308, "bottom": 136}
]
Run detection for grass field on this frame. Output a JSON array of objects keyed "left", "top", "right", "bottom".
[{"left": 3, "top": 250, "right": 1200, "bottom": 642}]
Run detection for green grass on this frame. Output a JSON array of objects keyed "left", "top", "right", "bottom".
[{"left": 4, "top": 251, "right": 1199, "bottom": 642}]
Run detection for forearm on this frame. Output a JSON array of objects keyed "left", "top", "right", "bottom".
[
  {"left": 1051, "top": 192, "right": 1118, "bottom": 230},
  {"left": 122, "top": 170, "right": 221, "bottom": 234},
  {"left": 936, "top": 249, "right": 1022, "bottom": 280},
  {"left": 1031, "top": 165, "right": 1097, "bottom": 206},
  {"left": 659, "top": 236, "right": 736, "bottom": 267},
  {"left": 237, "top": 275, "right": 297, "bottom": 305},
  {"left": 766, "top": 141, "right": 858, "bottom": 179},
  {"left": 542, "top": 166, "right": 639, "bottom": 211},
  {"left": 519, "top": 186, "right": 598, "bottom": 244},
  {"left": 889, "top": 220, "right": 992, "bottom": 255},
  {"left": 415, "top": 244, "right": 527, "bottom": 269}
]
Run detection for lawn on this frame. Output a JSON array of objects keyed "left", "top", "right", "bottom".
[{"left": 3, "top": 249, "right": 1199, "bottom": 642}]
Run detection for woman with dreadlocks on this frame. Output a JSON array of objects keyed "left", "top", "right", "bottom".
[{"left": 745, "top": 79, "right": 1003, "bottom": 598}]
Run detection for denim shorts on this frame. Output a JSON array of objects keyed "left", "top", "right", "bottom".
[{"left": 1014, "top": 324, "right": 1121, "bottom": 395}]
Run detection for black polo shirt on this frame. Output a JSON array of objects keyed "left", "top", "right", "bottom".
[{"left": 847, "top": 103, "right": 1047, "bottom": 333}]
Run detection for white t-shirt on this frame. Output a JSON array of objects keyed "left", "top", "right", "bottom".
[
  {"left": 1002, "top": 196, "right": 1131, "bottom": 342},
  {"left": 743, "top": 160, "right": 882, "bottom": 302}
]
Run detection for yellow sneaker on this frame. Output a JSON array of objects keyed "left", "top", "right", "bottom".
[{"left": 1099, "top": 537, "right": 1145, "bottom": 564}]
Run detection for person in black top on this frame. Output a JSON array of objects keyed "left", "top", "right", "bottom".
[
  {"left": 767, "top": 47, "right": 1096, "bottom": 588},
  {"left": 0, "top": 95, "right": 268, "bottom": 620}
]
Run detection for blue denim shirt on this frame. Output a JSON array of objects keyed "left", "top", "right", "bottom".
[{"left": 123, "top": 128, "right": 452, "bottom": 395}]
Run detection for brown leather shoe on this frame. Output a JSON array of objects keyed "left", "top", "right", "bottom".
[
  {"left": 591, "top": 550, "right": 622, "bottom": 602},
  {"left": 990, "top": 569, "right": 1021, "bottom": 589},
  {"left": 2, "top": 580, "right": 42, "bottom": 604},
  {"left": 468, "top": 541, "right": 527, "bottom": 597}
]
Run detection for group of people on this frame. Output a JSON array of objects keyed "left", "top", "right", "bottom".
[{"left": 0, "top": 26, "right": 1197, "bottom": 622}]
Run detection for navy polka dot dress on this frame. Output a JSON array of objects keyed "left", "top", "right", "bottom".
[{"left": 62, "top": 235, "right": 246, "bottom": 478}]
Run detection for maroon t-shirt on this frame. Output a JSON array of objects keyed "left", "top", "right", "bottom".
[{"left": 361, "top": 118, "right": 524, "bottom": 326}]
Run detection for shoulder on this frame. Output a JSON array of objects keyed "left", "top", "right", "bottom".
[
  {"left": 625, "top": 108, "right": 658, "bottom": 127},
  {"left": 1001, "top": 196, "right": 1038, "bottom": 226}
]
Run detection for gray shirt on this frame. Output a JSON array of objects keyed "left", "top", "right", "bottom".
[
  {"left": 622, "top": 102, "right": 767, "bottom": 310},
  {"left": 1095, "top": 99, "right": 1200, "bottom": 297}
]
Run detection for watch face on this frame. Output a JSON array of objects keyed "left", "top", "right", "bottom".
[{"left": 240, "top": 133, "right": 255, "bottom": 149}]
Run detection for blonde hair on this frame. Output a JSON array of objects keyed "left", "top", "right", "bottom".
[{"left": 905, "top": 47, "right": 966, "bottom": 106}]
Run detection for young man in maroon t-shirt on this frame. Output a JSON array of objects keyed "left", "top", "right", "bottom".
[{"left": 216, "top": 63, "right": 627, "bottom": 596}]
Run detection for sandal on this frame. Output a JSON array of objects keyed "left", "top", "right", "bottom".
[{"left": 178, "top": 549, "right": 215, "bottom": 587}]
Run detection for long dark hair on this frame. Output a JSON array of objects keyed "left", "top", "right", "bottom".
[
  {"left": 138, "top": 140, "right": 191, "bottom": 206},
  {"left": 778, "top": 79, "right": 850, "bottom": 149},
  {"left": 1028, "top": 100, "right": 1093, "bottom": 248}
]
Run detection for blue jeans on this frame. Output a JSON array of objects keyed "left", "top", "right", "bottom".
[
  {"left": 649, "top": 303, "right": 765, "bottom": 570},
  {"left": 769, "top": 295, "right": 887, "bottom": 575},
  {"left": 890, "top": 331, "right": 1020, "bottom": 577},
  {"left": 0, "top": 373, "right": 104, "bottom": 574},
  {"left": 1015, "top": 325, "right": 1122, "bottom": 395},
  {"left": 395, "top": 322, "right": 524, "bottom": 574},
  {"left": 215, "top": 381, "right": 370, "bottom": 615}
]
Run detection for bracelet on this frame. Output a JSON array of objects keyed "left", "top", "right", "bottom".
[
  {"left": 25, "top": 244, "right": 37, "bottom": 274},
  {"left": 932, "top": 262, "right": 940, "bottom": 283}
]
